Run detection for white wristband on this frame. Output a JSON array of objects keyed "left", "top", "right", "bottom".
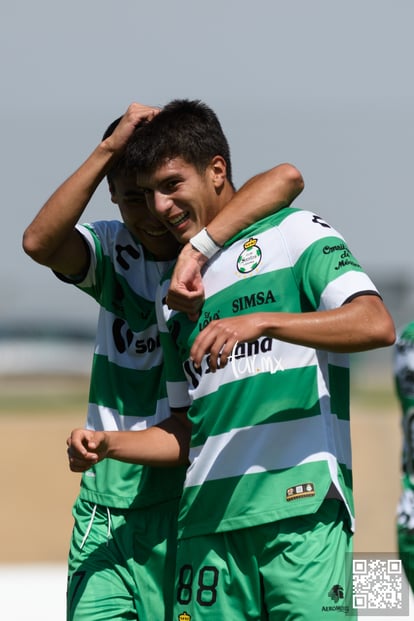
[{"left": 190, "top": 227, "right": 222, "bottom": 259}]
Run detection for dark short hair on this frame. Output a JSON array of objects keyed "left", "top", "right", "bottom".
[
  {"left": 125, "top": 99, "right": 233, "bottom": 186},
  {"left": 101, "top": 116, "right": 122, "bottom": 142},
  {"left": 101, "top": 115, "right": 125, "bottom": 183}
]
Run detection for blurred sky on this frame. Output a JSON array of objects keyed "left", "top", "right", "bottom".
[{"left": 2, "top": 0, "right": 413, "bottom": 331}]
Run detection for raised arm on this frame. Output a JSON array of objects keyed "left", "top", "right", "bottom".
[
  {"left": 166, "top": 164, "right": 304, "bottom": 318},
  {"left": 22, "top": 103, "right": 159, "bottom": 276},
  {"left": 206, "top": 163, "right": 304, "bottom": 246}
]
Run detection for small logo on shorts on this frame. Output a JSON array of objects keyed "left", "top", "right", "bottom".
[
  {"left": 321, "top": 584, "right": 350, "bottom": 614},
  {"left": 286, "top": 482, "right": 315, "bottom": 501},
  {"left": 178, "top": 612, "right": 191, "bottom": 621},
  {"left": 328, "top": 584, "right": 344, "bottom": 603}
]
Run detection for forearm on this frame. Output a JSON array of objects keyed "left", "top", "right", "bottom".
[
  {"left": 23, "top": 102, "right": 159, "bottom": 272},
  {"left": 190, "top": 295, "right": 396, "bottom": 370},
  {"left": 22, "top": 142, "right": 115, "bottom": 269},
  {"left": 205, "top": 164, "right": 304, "bottom": 247},
  {"left": 252, "top": 296, "right": 395, "bottom": 353},
  {"left": 104, "top": 413, "right": 190, "bottom": 467}
]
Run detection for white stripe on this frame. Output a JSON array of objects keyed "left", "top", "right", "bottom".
[
  {"left": 319, "top": 270, "right": 378, "bottom": 310},
  {"left": 185, "top": 415, "right": 351, "bottom": 487},
  {"left": 277, "top": 210, "right": 345, "bottom": 263},
  {"left": 75, "top": 224, "right": 97, "bottom": 287},
  {"left": 326, "top": 455, "right": 355, "bottom": 531},
  {"left": 77, "top": 222, "right": 174, "bottom": 299},
  {"left": 94, "top": 312, "right": 163, "bottom": 371},
  {"left": 202, "top": 230, "right": 289, "bottom": 297},
  {"left": 80, "top": 504, "right": 97, "bottom": 549},
  {"left": 186, "top": 340, "right": 348, "bottom": 401},
  {"left": 156, "top": 279, "right": 181, "bottom": 329},
  {"left": 86, "top": 397, "right": 171, "bottom": 431},
  {"left": 166, "top": 380, "right": 192, "bottom": 409}
]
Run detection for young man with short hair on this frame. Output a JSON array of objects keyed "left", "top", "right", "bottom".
[
  {"left": 24, "top": 101, "right": 304, "bottom": 621},
  {"left": 133, "top": 102, "right": 395, "bottom": 619},
  {"left": 68, "top": 99, "right": 395, "bottom": 619}
]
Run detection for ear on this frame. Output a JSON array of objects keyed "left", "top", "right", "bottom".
[{"left": 209, "top": 155, "right": 227, "bottom": 189}]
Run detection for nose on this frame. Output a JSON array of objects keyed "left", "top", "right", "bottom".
[{"left": 152, "top": 191, "right": 172, "bottom": 217}]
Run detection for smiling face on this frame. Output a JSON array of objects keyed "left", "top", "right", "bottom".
[
  {"left": 109, "top": 171, "right": 180, "bottom": 260},
  {"left": 137, "top": 156, "right": 228, "bottom": 245}
]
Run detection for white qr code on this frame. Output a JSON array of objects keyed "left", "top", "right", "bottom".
[{"left": 351, "top": 554, "right": 409, "bottom": 616}]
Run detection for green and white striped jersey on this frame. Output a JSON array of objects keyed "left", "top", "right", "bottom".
[
  {"left": 156, "top": 208, "right": 379, "bottom": 538},
  {"left": 57, "top": 220, "right": 186, "bottom": 509},
  {"left": 394, "top": 322, "right": 414, "bottom": 497}
]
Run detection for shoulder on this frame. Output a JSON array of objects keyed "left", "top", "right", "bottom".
[
  {"left": 231, "top": 208, "right": 343, "bottom": 245},
  {"left": 276, "top": 208, "right": 343, "bottom": 238},
  {"left": 77, "top": 220, "right": 142, "bottom": 252},
  {"left": 79, "top": 219, "right": 131, "bottom": 239},
  {"left": 257, "top": 208, "right": 346, "bottom": 263}
]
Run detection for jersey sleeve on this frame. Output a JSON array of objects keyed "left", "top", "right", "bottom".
[
  {"left": 71, "top": 223, "right": 106, "bottom": 297},
  {"left": 53, "top": 222, "right": 103, "bottom": 296},
  {"left": 279, "top": 210, "right": 379, "bottom": 310}
]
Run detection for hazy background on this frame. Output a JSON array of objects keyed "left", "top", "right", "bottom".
[
  {"left": 1, "top": 0, "right": 413, "bottom": 339},
  {"left": 1, "top": 3, "right": 413, "bottom": 618}
]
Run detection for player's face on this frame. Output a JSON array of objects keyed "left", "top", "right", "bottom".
[
  {"left": 110, "top": 171, "right": 180, "bottom": 260},
  {"left": 137, "top": 157, "right": 223, "bottom": 245}
]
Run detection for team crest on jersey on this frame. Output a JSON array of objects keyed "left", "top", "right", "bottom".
[
  {"left": 286, "top": 482, "right": 315, "bottom": 501},
  {"left": 178, "top": 613, "right": 191, "bottom": 621},
  {"left": 237, "top": 238, "right": 262, "bottom": 274}
]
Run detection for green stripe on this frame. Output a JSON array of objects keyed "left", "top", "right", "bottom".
[
  {"left": 190, "top": 366, "right": 321, "bottom": 446},
  {"left": 160, "top": 330, "right": 189, "bottom": 383},
  {"left": 329, "top": 364, "right": 349, "bottom": 420},
  {"left": 167, "top": 269, "right": 303, "bottom": 362},
  {"left": 78, "top": 234, "right": 156, "bottom": 331},
  {"left": 81, "top": 459, "right": 186, "bottom": 508},
  {"left": 90, "top": 354, "right": 166, "bottom": 418},
  {"left": 294, "top": 237, "right": 364, "bottom": 309},
  {"left": 207, "top": 269, "right": 300, "bottom": 317},
  {"left": 179, "top": 460, "right": 342, "bottom": 538},
  {"left": 338, "top": 461, "right": 354, "bottom": 513},
  {"left": 225, "top": 208, "right": 296, "bottom": 246}
]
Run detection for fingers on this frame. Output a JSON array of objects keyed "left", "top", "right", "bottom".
[
  {"left": 167, "top": 244, "right": 206, "bottom": 318},
  {"left": 165, "top": 289, "right": 204, "bottom": 321},
  {"left": 106, "top": 103, "right": 160, "bottom": 153},
  {"left": 67, "top": 444, "right": 99, "bottom": 472},
  {"left": 125, "top": 102, "right": 160, "bottom": 126},
  {"left": 191, "top": 322, "right": 239, "bottom": 372},
  {"left": 167, "top": 281, "right": 205, "bottom": 312},
  {"left": 212, "top": 335, "right": 238, "bottom": 371},
  {"left": 66, "top": 429, "right": 99, "bottom": 472}
]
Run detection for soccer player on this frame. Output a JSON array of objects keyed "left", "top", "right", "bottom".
[
  {"left": 23, "top": 101, "right": 304, "bottom": 621},
  {"left": 394, "top": 322, "right": 414, "bottom": 590},
  {"left": 68, "top": 99, "right": 395, "bottom": 620}
]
